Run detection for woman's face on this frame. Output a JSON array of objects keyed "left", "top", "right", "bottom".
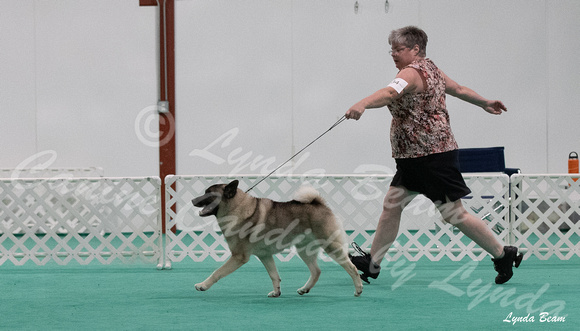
[{"left": 390, "top": 42, "right": 419, "bottom": 70}]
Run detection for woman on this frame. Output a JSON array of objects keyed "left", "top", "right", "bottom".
[{"left": 345, "top": 26, "right": 522, "bottom": 285}]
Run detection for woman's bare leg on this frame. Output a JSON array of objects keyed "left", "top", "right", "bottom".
[
  {"left": 436, "top": 199, "right": 504, "bottom": 258},
  {"left": 369, "top": 186, "right": 418, "bottom": 265}
]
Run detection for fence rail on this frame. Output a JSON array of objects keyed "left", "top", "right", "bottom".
[{"left": 0, "top": 167, "right": 104, "bottom": 179}]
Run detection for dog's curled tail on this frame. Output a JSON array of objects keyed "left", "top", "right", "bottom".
[{"left": 293, "top": 185, "right": 325, "bottom": 205}]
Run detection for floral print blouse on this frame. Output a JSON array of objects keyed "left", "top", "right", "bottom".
[{"left": 388, "top": 58, "right": 458, "bottom": 159}]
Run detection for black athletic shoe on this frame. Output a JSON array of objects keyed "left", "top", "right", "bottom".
[
  {"left": 492, "top": 246, "right": 523, "bottom": 284},
  {"left": 349, "top": 242, "right": 380, "bottom": 284}
]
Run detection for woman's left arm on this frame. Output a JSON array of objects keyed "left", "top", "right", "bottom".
[{"left": 442, "top": 71, "right": 507, "bottom": 115}]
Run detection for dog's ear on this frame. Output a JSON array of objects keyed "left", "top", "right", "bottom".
[{"left": 224, "top": 180, "right": 239, "bottom": 199}]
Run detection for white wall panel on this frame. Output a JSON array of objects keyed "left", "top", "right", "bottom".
[
  {"left": 175, "top": 0, "right": 293, "bottom": 176},
  {"left": 1, "top": 0, "right": 158, "bottom": 177},
  {"left": 0, "top": 0, "right": 37, "bottom": 166},
  {"left": 1, "top": 0, "right": 579, "bottom": 177},
  {"left": 34, "top": 0, "right": 158, "bottom": 177},
  {"left": 546, "top": 0, "right": 580, "bottom": 173}
]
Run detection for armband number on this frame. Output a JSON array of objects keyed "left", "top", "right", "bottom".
[{"left": 387, "top": 78, "right": 408, "bottom": 94}]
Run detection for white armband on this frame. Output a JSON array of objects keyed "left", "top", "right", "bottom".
[{"left": 387, "top": 78, "right": 408, "bottom": 94}]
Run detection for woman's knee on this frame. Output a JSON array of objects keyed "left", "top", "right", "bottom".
[
  {"left": 383, "top": 186, "right": 415, "bottom": 210},
  {"left": 437, "top": 200, "right": 469, "bottom": 225}
]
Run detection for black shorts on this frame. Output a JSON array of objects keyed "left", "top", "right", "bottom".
[{"left": 391, "top": 150, "right": 471, "bottom": 203}]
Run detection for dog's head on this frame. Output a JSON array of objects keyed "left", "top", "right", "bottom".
[{"left": 191, "top": 180, "right": 239, "bottom": 217}]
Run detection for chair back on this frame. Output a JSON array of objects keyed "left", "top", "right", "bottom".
[{"left": 457, "top": 147, "right": 506, "bottom": 173}]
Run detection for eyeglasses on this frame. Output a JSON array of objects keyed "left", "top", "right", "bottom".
[{"left": 389, "top": 47, "right": 408, "bottom": 55}]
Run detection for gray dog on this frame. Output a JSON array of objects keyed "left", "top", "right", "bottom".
[{"left": 191, "top": 180, "right": 363, "bottom": 297}]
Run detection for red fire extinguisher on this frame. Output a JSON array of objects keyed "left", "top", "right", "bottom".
[{"left": 570, "top": 151, "right": 579, "bottom": 182}]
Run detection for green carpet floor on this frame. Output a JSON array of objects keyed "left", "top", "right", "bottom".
[{"left": 1, "top": 256, "right": 578, "bottom": 330}]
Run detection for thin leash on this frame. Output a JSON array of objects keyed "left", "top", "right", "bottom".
[{"left": 246, "top": 115, "right": 347, "bottom": 193}]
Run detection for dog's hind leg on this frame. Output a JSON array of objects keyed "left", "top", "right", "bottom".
[
  {"left": 295, "top": 247, "right": 321, "bottom": 295},
  {"left": 257, "top": 255, "right": 282, "bottom": 297},
  {"left": 319, "top": 233, "right": 363, "bottom": 297}
]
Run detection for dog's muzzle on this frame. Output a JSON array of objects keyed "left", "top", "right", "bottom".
[{"left": 192, "top": 192, "right": 222, "bottom": 217}]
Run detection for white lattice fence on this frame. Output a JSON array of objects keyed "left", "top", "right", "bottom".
[
  {"left": 0, "top": 167, "right": 104, "bottom": 179},
  {"left": 4, "top": 173, "right": 576, "bottom": 267},
  {"left": 510, "top": 174, "right": 580, "bottom": 260},
  {"left": 0, "top": 177, "right": 161, "bottom": 265},
  {"left": 1, "top": 167, "right": 105, "bottom": 236},
  {"left": 163, "top": 174, "right": 510, "bottom": 266}
]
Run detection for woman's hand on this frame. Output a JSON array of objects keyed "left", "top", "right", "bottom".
[
  {"left": 483, "top": 100, "right": 507, "bottom": 115},
  {"left": 346, "top": 102, "right": 366, "bottom": 120}
]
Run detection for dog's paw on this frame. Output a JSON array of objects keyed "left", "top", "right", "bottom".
[
  {"left": 354, "top": 288, "right": 363, "bottom": 297},
  {"left": 268, "top": 290, "right": 281, "bottom": 298},
  {"left": 297, "top": 287, "right": 310, "bottom": 295},
  {"left": 195, "top": 283, "right": 207, "bottom": 291}
]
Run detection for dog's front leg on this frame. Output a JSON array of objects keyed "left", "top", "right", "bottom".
[
  {"left": 257, "top": 255, "right": 281, "bottom": 297},
  {"left": 195, "top": 254, "right": 249, "bottom": 292}
]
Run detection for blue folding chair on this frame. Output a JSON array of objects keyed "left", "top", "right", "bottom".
[
  {"left": 457, "top": 146, "right": 519, "bottom": 177},
  {"left": 457, "top": 147, "right": 520, "bottom": 235}
]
